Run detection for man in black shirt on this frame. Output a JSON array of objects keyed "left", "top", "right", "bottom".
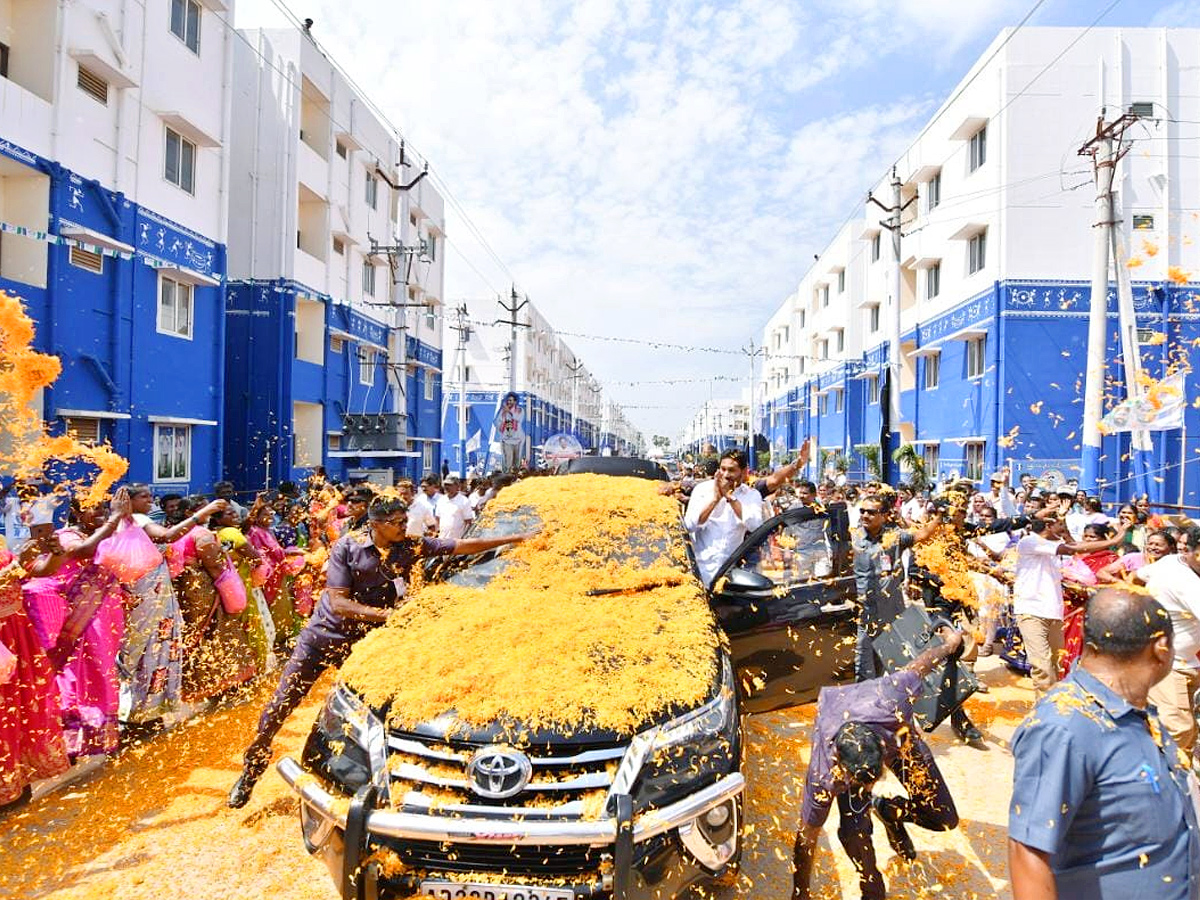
[{"left": 228, "top": 495, "right": 533, "bottom": 807}]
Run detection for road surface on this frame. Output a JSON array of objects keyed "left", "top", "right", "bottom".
[{"left": 0, "top": 658, "right": 1031, "bottom": 900}]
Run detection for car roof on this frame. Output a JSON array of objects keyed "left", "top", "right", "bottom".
[{"left": 555, "top": 456, "right": 669, "bottom": 480}]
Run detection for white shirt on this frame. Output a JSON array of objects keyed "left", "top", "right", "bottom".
[
  {"left": 436, "top": 493, "right": 475, "bottom": 541},
  {"left": 1138, "top": 554, "right": 1200, "bottom": 671},
  {"left": 406, "top": 492, "right": 439, "bottom": 538},
  {"left": 683, "top": 480, "right": 765, "bottom": 587},
  {"left": 901, "top": 497, "right": 927, "bottom": 524},
  {"left": 2, "top": 496, "right": 28, "bottom": 548},
  {"left": 987, "top": 488, "right": 1018, "bottom": 519},
  {"left": 1064, "top": 511, "right": 1109, "bottom": 542},
  {"left": 1013, "top": 533, "right": 1064, "bottom": 620}
]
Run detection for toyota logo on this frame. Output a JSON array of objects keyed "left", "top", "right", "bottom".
[{"left": 466, "top": 746, "right": 532, "bottom": 799}]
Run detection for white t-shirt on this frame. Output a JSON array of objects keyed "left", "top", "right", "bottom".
[
  {"left": 901, "top": 497, "right": 927, "bottom": 523},
  {"left": 1013, "top": 533, "right": 1064, "bottom": 620},
  {"left": 406, "top": 493, "right": 439, "bottom": 538},
  {"left": 683, "top": 480, "right": 765, "bottom": 587},
  {"left": 436, "top": 493, "right": 475, "bottom": 541},
  {"left": 1138, "top": 554, "right": 1200, "bottom": 671}
]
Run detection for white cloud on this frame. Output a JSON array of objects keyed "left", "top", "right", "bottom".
[{"left": 233, "top": 0, "right": 1033, "bottom": 438}]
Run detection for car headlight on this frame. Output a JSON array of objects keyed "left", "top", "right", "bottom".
[
  {"left": 629, "top": 658, "right": 738, "bottom": 812},
  {"left": 303, "top": 684, "right": 390, "bottom": 799}
]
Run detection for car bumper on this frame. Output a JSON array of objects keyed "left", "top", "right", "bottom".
[{"left": 276, "top": 757, "right": 744, "bottom": 899}]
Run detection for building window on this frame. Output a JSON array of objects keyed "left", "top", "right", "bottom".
[
  {"left": 798, "top": 309, "right": 806, "bottom": 328},
  {"left": 169, "top": 0, "right": 201, "bottom": 54},
  {"left": 362, "top": 260, "right": 376, "bottom": 297},
  {"left": 77, "top": 66, "right": 109, "bottom": 105},
  {"left": 834, "top": 389, "right": 844, "bottom": 413},
  {"left": 968, "top": 231, "right": 987, "bottom": 275},
  {"left": 837, "top": 270, "right": 845, "bottom": 293},
  {"left": 819, "top": 394, "right": 828, "bottom": 416},
  {"left": 330, "top": 335, "right": 345, "bottom": 353},
  {"left": 922, "top": 443, "right": 940, "bottom": 477},
  {"left": 968, "top": 124, "right": 987, "bottom": 172},
  {"left": 966, "top": 336, "right": 987, "bottom": 379},
  {"left": 154, "top": 424, "right": 191, "bottom": 483},
  {"left": 798, "top": 357, "right": 805, "bottom": 375},
  {"left": 820, "top": 339, "right": 829, "bottom": 360},
  {"left": 422, "top": 235, "right": 437, "bottom": 261},
  {"left": 69, "top": 246, "right": 104, "bottom": 274},
  {"left": 1133, "top": 214, "right": 1155, "bottom": 231},
  {"left": 927, "top": 172, "right": 941, "bottom": 210},
  {"left": 164, "top": 127, "right": 196, "bottom": 194},
  {"left": 0, "top": 42, "right": 8, "bottom": 79},
  {"left": 332, "top": 237, "right": 345, "bottom": 256},
  {"left": 157, "top": 275, "right": 193, "bottom": 339},
  {"left": 425, "top": 307, "right": 436, "bottom": 330},
  {"left": 424, "top": 373, "right": 437, "bottom": 401},
  {"left": 835, "top": 329, "right": 844, "bottom": 353},
  {"left": 871, "top": 233, "right": 881, "bottom": 262},
  {"left": 365, "top": 170, "right": 378, "bottom": 209},
  {"left": 926, "top": 262, "right": 941, "bottom": 299},
  {"left": 867, "top": 376, "right": 879, "bottom": 404},
  {"left": 820, "top": 285, "right": 829, "bottom": 307},
  {"left": 923, "top": 352, "right": 940, "bottom": 390},
  {"left": 64, "top": 417, "right": 100, "bottom": 445},
  {"left": 335, "top": 141, "right": 348, "bottom": 159},
  {"left": 965, "top": 441, "right": 986, "bottom": 481},
  {"left": 422, "top": 442, "right": 434, "bottom": 473},
  {"left": 869, "top": 304, "right": 880, "bottom": 333},
  {"left": 327, "top": 433, "right": 342, "bottom": 451},
  {"left": 359, "top": 348, "right": 376, "bottom": 385}
]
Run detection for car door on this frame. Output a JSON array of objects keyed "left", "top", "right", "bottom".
[{"left": 708, "top": 504, "right": 857, "bottom": 713}]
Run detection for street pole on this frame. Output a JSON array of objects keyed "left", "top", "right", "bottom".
[
  {"left": 450, "top": 304, "right": 469, "bottom": 477},
  {"left": 888, "top": 169, "right": 903, "bottom": 481},
  {"left": 1078, "top": 112, "right": 1137, "bottom": 493},
  {"left": 566, "top": 358, "right": 584, "bottom": 436},
  {"left": 867, "top": 169, "right": 911, "bottom": 485},
  {"left": 1110, "top": 219, "right": 1153, "bottom": 498},
  {"left": 496, "top": 286, "right": 529, "bottom": 394}
]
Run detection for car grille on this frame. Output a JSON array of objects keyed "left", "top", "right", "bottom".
[
  {"left": 386, "top": 732, "right": 626, "bottom": 818},
  {"left": 381, "top": 839, "right": 603, "bottom": 878}
]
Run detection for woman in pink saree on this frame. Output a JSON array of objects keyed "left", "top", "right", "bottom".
[
  {"left": 0, "top": 546, "right": 68, "bottom": 808},
  {"left": 21, "top": 493, "right": 130, "bottom": 758},
  {"left": 245, "top": 499, "right": 302, "bottom": 648}
]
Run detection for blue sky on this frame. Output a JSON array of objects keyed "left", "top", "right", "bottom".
[{"left": 234, "top": 0, "right": 1200, "bottom": 441}]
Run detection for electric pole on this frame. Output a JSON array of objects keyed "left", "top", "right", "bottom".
[
  {"left": 1078, "top": 111, "right": 1139, "bottom": 492},
  {"left": 742, "top": 340, "right": 767, "bottom": 463},
  {"left": 868, "top": 168, "right": 914, "bottom": 485},
  {"left": 565, "top": 357, "right": 585, "bottom": 436},
  {"left": 449, "top": 303, "right": 470, "bottom": 477},
  {"left": 496, "top": 286, "right": 530, "bottom": 393}
]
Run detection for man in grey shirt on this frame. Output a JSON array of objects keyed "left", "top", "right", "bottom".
[{"left": 852, "top": 496, "right": 939, "bottom": 680}]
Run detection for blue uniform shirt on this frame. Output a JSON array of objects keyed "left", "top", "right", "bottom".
[{"left": 1009, "top": 666, "right": 1200, "bottom": 899}]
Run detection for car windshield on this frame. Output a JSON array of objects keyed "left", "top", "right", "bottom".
[{"left": 444, "top": 504, "right": 682, "bottom": 589}]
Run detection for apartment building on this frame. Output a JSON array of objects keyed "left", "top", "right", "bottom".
[
  {"left": 440, "top": 297, "right": 639, "bottom": 473},
  {"left": 681, "top": 397, "right": 752, "bottom": 458},
  {"left": 0, "top": 0, "right": 235, "bottom": 489},
  {"left": 753, "top": 26, "right": 1200, "bottom": 504},
  {"left": 224, "top": 25, "right": 446, "bottom": 488}
]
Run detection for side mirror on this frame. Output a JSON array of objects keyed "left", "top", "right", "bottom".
[{"left": 721, "top": 567, "right": 774, "bottom": 592}]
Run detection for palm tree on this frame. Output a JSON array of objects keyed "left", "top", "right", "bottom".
[{"left": 891, "top": 443, "right": 928, "bottom": 490}]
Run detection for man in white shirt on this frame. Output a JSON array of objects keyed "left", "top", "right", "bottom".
[
  {"left": 684, "top": 449, "right": 765, "bottom": 587},
  {"left": 1134, "top": 526, "right": 1200, "bottom": 759},
  {"left": 406, "top": 475, "right": 440, "bottom": 538},
  {"left": 436, "top": 476, "right": 476, "bottom": 541},
  {"left": 1013, "top": 517, "right": 1123, "bottom": 693},
  {"left": 985, "top": 472, "right": 1018, "bottom": 519}
]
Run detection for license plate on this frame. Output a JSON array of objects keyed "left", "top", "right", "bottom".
[{"left": 418, "top": 881, "right": 575, "bottom": 900}]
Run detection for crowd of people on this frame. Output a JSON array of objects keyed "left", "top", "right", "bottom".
[
  {"left": 0, "top": 469, "right": 519, "bottom": 811},
  {"left": 671, "top": 443, "right": 1198, "bottom": 899}
]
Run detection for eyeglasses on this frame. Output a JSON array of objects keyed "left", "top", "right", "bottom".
[{"left": 860, "top": 508, "right": 884, "bottom": 516}]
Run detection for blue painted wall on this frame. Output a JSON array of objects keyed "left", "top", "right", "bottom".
[
  {"left": 0, "top": 139, "right": 225, "bottom": 494},
  {"left": 754, "top": 279, "right": 1200, "bottom": 506}
]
